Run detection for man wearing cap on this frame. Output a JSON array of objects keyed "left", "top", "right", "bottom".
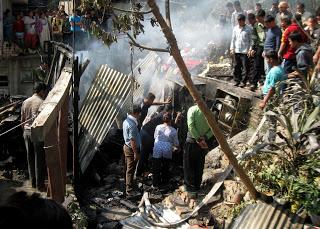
[{"left": 230, "top": 14, "right": 252, "bottom": 87}]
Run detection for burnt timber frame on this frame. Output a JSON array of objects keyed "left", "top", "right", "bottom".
[{"left": 31, "top": 43, "right": 85, "bottom": 202}]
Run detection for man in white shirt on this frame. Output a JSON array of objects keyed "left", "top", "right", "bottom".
[
  {"left": 230, "top": 14, "right": 252, "bottom": 87},
  {"left": 21, "top": 82, "right": 47, "bottom": 191}
]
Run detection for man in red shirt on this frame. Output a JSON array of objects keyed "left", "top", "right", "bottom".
[
  {"left": 13, "top": 14, "right": 25, "bottom": 48},
  {"left": 278, "top": 15, "right": 308, "bottom": 74}
]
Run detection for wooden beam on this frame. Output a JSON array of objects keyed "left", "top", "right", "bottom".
[
  {"left": 45, "top": 121, "right": 65, "bottom": 203},
  {"left": 31, "top": 68, "right": 72, "bottom": 142}
]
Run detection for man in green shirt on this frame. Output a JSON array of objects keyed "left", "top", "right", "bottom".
[
  {"left": 249, "top": 9, "right": 267, "bottom": 91},
  {"left": 183, "top": 104, "right": 217, "bottom": 197}
]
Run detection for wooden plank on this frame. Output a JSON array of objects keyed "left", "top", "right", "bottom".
[
  {"left": 31, "top": 68, "right": 72, "bottom": 142},
  {"left": 45, "top": 121, "right": 65, "bottom": 203}
]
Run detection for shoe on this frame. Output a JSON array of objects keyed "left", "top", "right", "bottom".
[{"left": 233, "top": 82, "right": 240, "bottom": 86}]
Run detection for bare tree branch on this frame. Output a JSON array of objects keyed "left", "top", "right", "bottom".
[
  {"left": 126, "top": 32, "right": 169, "bottom": 53},
  {"left": 113, "top": 6, "right": 152, "bottom": 14}
]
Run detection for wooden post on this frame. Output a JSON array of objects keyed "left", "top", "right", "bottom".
[
  {"left": 58, "top": 97, "right": 69, "bottom": 194},
  {"left": 44, "top": 121, "right": 65, "bottom": 203},
  {"left": 147, "top": 0, "right": 258, "bottom": 199},
  {"left": 73, "top": 57, "right": 80, "bottom": 187}
]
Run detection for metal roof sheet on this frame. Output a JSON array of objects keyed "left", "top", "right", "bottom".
[
  {"left": 79, "top": 65, "right": 133, "bottom": 173},
  {"left": 229, "top": 202, "right": 305, "bottom": 229}
]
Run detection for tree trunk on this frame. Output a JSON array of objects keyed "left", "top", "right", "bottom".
[{"left": 147, "top": 0, "right": 258, "bottom": 199}]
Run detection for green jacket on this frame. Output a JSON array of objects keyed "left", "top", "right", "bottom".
[
  {"left": 187, "top": 105, "right": 213, "bottom": 140},
  {"left": 251, "top": 22, "right": 266, "bottom": 49}
]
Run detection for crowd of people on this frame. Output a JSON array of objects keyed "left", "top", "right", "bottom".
[
  {"left": 2, "top": 1, "right": 320, "bottom": 224},
  {"left": 122, "top": 92, "right": 218, "bottom": 198},
  {"left": 225, "top": 0, "right": 320, "bottom": 100},
  {"left": 3, "top": 5, "right": 107, "bottom": 54}
]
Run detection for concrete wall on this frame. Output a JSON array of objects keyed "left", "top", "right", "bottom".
[{"left": 0, "top": 55, "right": 41, "bottom": 96}]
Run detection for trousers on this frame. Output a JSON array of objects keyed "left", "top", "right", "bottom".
[
  {"left": 123, "top": 145, "right": 138, "bottom": 192},
  {"left": 23, "top": 130, "right": 46, "bottom": 189},
  {"left": 234, "top": 53, "right": 250, "bottom": 83},
  {"left": 183, "top": 142, "right": 206, "bottom": 192}
]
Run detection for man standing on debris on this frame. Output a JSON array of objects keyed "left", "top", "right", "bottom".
[
  {"left": 123, "top": 104, "right": 142, "bottom": 197},
  {"left": 288, "top": 32, "right": 314, "bottom": 79},
  {"left": 264, "top": 15, "right": 282, "bottom": 73},
  {"left": 259, "top": 50, "right": 286, "bottom": 110},
  {"left": 152, "top": 112, "right": 180, "bottom": 189},
  {"left": 21, "top": 82, "right": 47, "bottom": 191},
  {"left": 248, "top": 9, "right": 266, "bottom": 91},
  {"left": 278, "top": 15, "right": 309, "bottom": 74},
  {"left": 230, "top": 14, "right": 252, "bottom": 87},
  {"left": 140, "top": 92, "right": 172, "bottom": 127},
  {"left": 183, "top": 104, "right": 215, "bottom": 198}
]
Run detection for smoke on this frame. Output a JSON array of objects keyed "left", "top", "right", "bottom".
[{"left": 78, "top": 0, "right": 249, "bottom": 108}]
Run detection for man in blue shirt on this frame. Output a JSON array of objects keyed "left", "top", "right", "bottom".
[
  {"left": 69, "top": 10, "right": 83, "bottom": 50},
  {"left": 69, "top": 10, "right": 81, "bottom": 31},
  {"left": 260, "top": 50, "right": 286, "bottom": 110},
  {"left": 264, "top": 15, "right": 282, "bottom": 73},
  {"left": 123, "top": 104, "right": 142, "bottom": 196},
  {"left": 260, "top": 50, "right": 286, "bottom": 143}
]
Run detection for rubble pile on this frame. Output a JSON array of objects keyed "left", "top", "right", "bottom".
[{"left": 0, "top": 95, "right": 26, "bottom": 165}]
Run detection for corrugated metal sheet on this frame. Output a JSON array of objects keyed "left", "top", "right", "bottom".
[
  {"left": 79, "top": 65, "right": 133, "bottom": 173},
  {"left": 229, "top": 202, "right": 305, "bottom": 229}
]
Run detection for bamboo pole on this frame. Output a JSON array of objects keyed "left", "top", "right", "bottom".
[{"left": 147, "top": 0, "right": 258, "bottom": 199}]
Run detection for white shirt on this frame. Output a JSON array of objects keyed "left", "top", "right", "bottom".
[
  {"left": 127, "top": 114, "right": 138, "bottom": 126},
  {"left": 23, "top": 16, "right": 36, "bottom": 34},
  {"left": 230, "top": 25, "right": 252, "bottom": 54}
]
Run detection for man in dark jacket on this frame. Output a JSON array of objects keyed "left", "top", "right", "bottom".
[{"left": 288, "top": 32, "right": 313, "bottom": 79}]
